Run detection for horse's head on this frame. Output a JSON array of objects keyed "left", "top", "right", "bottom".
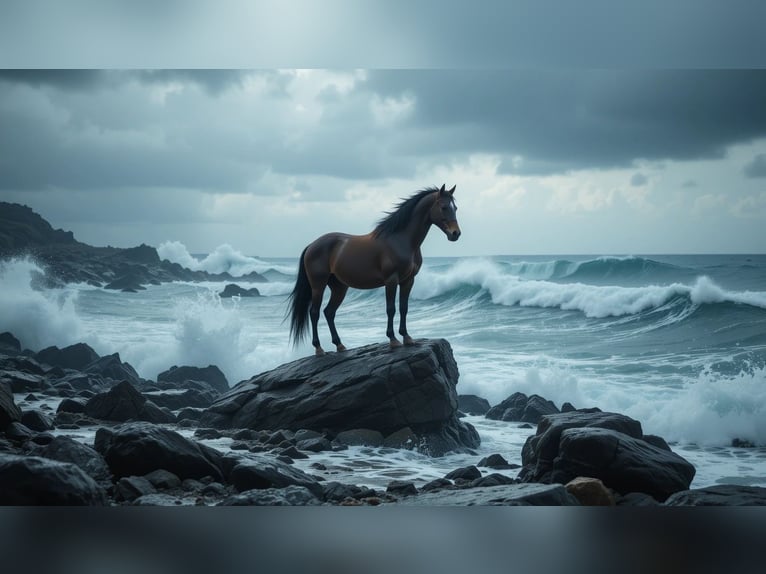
[{"left": 430, "top": 184, "right": 461, "bottom": 241}]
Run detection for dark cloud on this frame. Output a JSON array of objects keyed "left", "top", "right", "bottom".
[
  {"left": 2, "top": 69, "right": 766, "bottom": 195},
  {"left": 366, "top": 70, "right": 766, "bottom": 174},
  {"left": 743, "top": 153, "right": 766, "bottom": 178},
  {"left": 0, "top": 69, "right": 251, "bottom": 95}
]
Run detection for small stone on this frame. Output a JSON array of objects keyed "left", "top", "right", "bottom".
[{"left": 386, "top": 480, "right": 418, "bottom": 497}]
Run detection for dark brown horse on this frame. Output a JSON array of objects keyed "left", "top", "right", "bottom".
[{"left": 287, "top": 184, "right": 461, "bottom": 355}]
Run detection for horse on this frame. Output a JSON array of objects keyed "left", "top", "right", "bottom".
[{"left": 287, "top": 184, "right": 461, "bottom": 356}]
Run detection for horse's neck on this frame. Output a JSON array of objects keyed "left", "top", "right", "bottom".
[{"left": 400, "top": 194, "right": 434, "bottom": 249}]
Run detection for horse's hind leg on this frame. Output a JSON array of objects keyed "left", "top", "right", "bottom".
[
  {"left": 309, "top": 286, "right": 327, "bottom": 356},
  {"left": 324, "top": 275, "right": 348, "bottom": 352}
]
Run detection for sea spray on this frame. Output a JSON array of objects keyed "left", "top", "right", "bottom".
[
  {"left": 0, "top": 258, "right": 86, "bottom": 351},
  {"left": 158, "top": 240, "right": 295, "bottom": 277}
]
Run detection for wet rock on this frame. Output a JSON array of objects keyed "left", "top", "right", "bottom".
[
  {"left": 39, "top": 435, "right": 113, "bottom": 488},
  {"left": 323, "top": 481, "right": 377, "bottom": 502},
  {"left": 561, "top": 402, "right": 577, "bottom": 413},
  {"left": 519, "top": 410, "right": 645, "bottom": 483},
  {"left": 0, "top": 332, "right": 21, "bottom": 355},
  {"left": 616, "top": 492, "right": 662, "bottom": 506},
  {"left": 177, "top": 407, "right": 205, "bottom": 422},
  {"left": 56, "top": 398, "right": 87, "bottom": 414},
  {"left": 201, "top": 339, "right": 479, "bottom": 457},
  {"left": 85, "top": 380, "right": 174, "bottom": 423},
  {"left": 220, "top": 485, "right": 321, "bottom": 506},
  {"left": 219, "top": 284, "right": 261, "bottom": 298},
  {"left": 95, "top": 422, "right": 225, "bottom": 482},
  {"left": 334, "top": 429, "right": 384, "bottom": 447},
  {"left": 6, "top": 421, "right": 35, "bottom": 442},
  {"left": 477, "top": 453, "right": 519, "bottom": 470},
  {"left": 35, "top": 343, "right": 100, "bottom": 371},
  {"left": 157, "top": 365, "right": 229, "bottom": 394},
  {"left": 445, "top": 465, "right": 482, "bottom": 481},
  {"left": 1, "top": 370, "right": 48, "bottom": 393},
  {"left": 229, "top": 456, "right": 323, "bottom": 497},
  {"left": 85, "top": 353, "right": 141, "bottom": 386},
  {"left": 520, "top": 395, "right": 560, "bottom": 424},
  {"left": 421, "top": 478, "right": 454, "bottom": 492},
  {"left": 382, "top": 427, "right": 418, "bottom": 449},
  {"left": 485, "top": 392, "right": 529, "bottom": 421},
  {"left": 144, "top": 469, "right": 182, "bottom": 490},
  {"left": 664, "top": 485, "right": 766, "bottom": 506},
  {"left": 471, "top": 473, "right": 517, "bottom": 488},
  {"left": 397, "top": 483, "right": 580, "bottom": 506},
  {"left": 295, "top": 437, "right": 333, "bottom": 452},
  {"left": 544, "top": 427, "right": 695, "bottom": 501},
  {"left": 142, "top": 389, "right": 218, "bottom": 410},
  {"left": 293, "top": 429, "right": 323, "bottom": 443},
  {"left": 386, "top": 480, "right": 418, "bottom": 497},
  {"left": 458, "top": 394, "right": 491, "bottom": 416},
  {"left": 0, "top": 381, "right": 22, "bottom": 429},
  {"left": 0, "top": 453, "right": 107, "bottom": 505},
  {"left": 116, "top": 476, "right": 157, "bottom": 502}
]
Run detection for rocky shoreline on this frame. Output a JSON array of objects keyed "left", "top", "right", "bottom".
[
  {"left": 2, "top": 331, "right": 764, "bottom": 506},
  {"left": 0, "top": 202, "right": 267, "bottom": 290}
]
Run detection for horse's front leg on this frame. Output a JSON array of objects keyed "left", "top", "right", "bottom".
[
  {"left": 398, "top": 277, "right": 415, "bottom": 346},
  {"left": 385, "top": 280, "right": 401, "bottom": 348}
]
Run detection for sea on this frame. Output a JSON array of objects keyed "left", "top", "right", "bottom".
[{"left": 2, "top": 244, "right": 766, "bottom": 491}]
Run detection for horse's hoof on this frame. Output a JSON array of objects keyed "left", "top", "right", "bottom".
[
  {"left": 336, "top": 344, "right": 347, "bottom": 352},
  {"left": 389, "top": 339, "right": 402, "bottom": 349},
  {"left": 403, "top": 336, "right": 416, "bottom": 346},
  {"left": 315, "top": 347, "right": 326, "bottom": 357}
]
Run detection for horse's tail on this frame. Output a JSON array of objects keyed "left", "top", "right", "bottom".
[{"left": 287, "top": 247, "right": 312, "bottom": 346}]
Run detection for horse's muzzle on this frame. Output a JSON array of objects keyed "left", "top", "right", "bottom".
[{"left": 448, "top": 229, "right": 461, "bottom": 241}]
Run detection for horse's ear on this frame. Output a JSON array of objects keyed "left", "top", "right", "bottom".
[
  {"left": 439, "top": 184, "right": 446, "bottom": 194},
  {"left": 448, "top": 185, "right": 456, "bottom": 196}
]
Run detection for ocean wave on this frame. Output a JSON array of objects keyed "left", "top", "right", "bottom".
[
  {"left": 0, "top": 258, "right": 87, "bottom": 351},
  {"left": 158, "top": 241, "right": 296, "bottom": 277},
  {"left": 413, "top": 259, "right": 766, "bottom": 317}
]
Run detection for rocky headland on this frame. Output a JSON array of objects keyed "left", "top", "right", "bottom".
[
  {"left": 0, "top": 202, "right": 266, "bottom": 290},
  {"left": 2, "top": 330, "right": 764, "bottom": 506}
]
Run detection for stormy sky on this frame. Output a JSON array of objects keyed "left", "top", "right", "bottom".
[{"left": 1, "top": 5, "right": 765, "bottom": 256}]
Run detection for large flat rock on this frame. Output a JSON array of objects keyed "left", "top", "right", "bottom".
[{"left": 200, "top": 339, "right": 479, "bottom": 456}]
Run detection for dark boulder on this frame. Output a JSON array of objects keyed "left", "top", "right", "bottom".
[
  {"left": 525, "top": 425, "right": 696, "bottom": 502},
  {"left": 386, "top": 480, "right": 418, "bottom": 497},
  {"left": 0, "top": 332, "right": 21, "bottom": 355},
  {"left": 519, "top": 410, "right": 644, "bottom": 483},
  {"left": 200, "top": 339, "right": 480, "bottom": 457},
  {"left": 57, "top": 398, "right": 87, "bottom": 414},
  {"left": 477, "top": 453, "right": 518, "bottom": 470},
  {"left": 0, "top": 453, "right": 107, "bottom": 505},
  {"left": 471, "top": 473, "right": 517, "bottom": 488},
  {"left": 142, "top": 388, "right": 218, "bottom": 410},
  {"left": 485, "top": 392, "right": 559, "bottom": 423},
  {"left": 85, "top": 353, "right": 141, "bottom": 385},
  {"left": 21, "top": 410, "right": 54, "bottom": 432},
  {"left": 94, "top": 422, "right": 225, "bottom": 481},
  {"left": 1, "top": 382, "right": 22, "bottom": 429},
  {"left": 157, "top": 365, "right": 229, "bottom": 394},
  {"left": 219, "top": 284, "right": 261, "bottom": 298},
  {"left": 39, "top": 435, "right": 112, "bottom": 488},
  {"left": 664, "top": 485, "right": 766, "bottom": 506},
  {"left": 458, "top": 394, "right": 491, "bottom": 416},
  {"left": 485, "top": 392, "right": 529, "bottom": 421},
  {"left": 398, "top": 483, "right": 580, "bottom": 506},
  {"left": 85, "top": 380, "right": 172, "bottom": 423},
  {"left": 445, "top": 465, "right": 482, "bottom": 481},
  {"left": 35, "top": 343, "right": 100, "bottom": 371},
  {"left": 1, "top": 370, "right": 48, "bottom": 393},
  {"left": 6, "top": 421, "right": 35, "bottom": 442},
  {"left": 520, "top": 395, "right": 560, "bottom": 424},
  {"left": 220, "top": 485, "right": 321, "bottom": 506},
  {"left": 115, "top": 476, "right": 157, "bottom": 502},
  {"left": 229, "top": 456, "right": 323, "bottom": 497}
]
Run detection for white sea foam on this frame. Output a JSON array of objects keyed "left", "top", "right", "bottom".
[
  {"left": 0, "top": 258, "right": 86, "bottom": 351},
  {"left": 158, "top": 240, "right": 295, "bottom": 276},
  {"left": 414, "top": 259, "right": 766, "bottom": 317}
]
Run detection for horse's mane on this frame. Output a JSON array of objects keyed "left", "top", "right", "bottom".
[{"left": 372, "top": 187, "right": 439, "bottom": 238}]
